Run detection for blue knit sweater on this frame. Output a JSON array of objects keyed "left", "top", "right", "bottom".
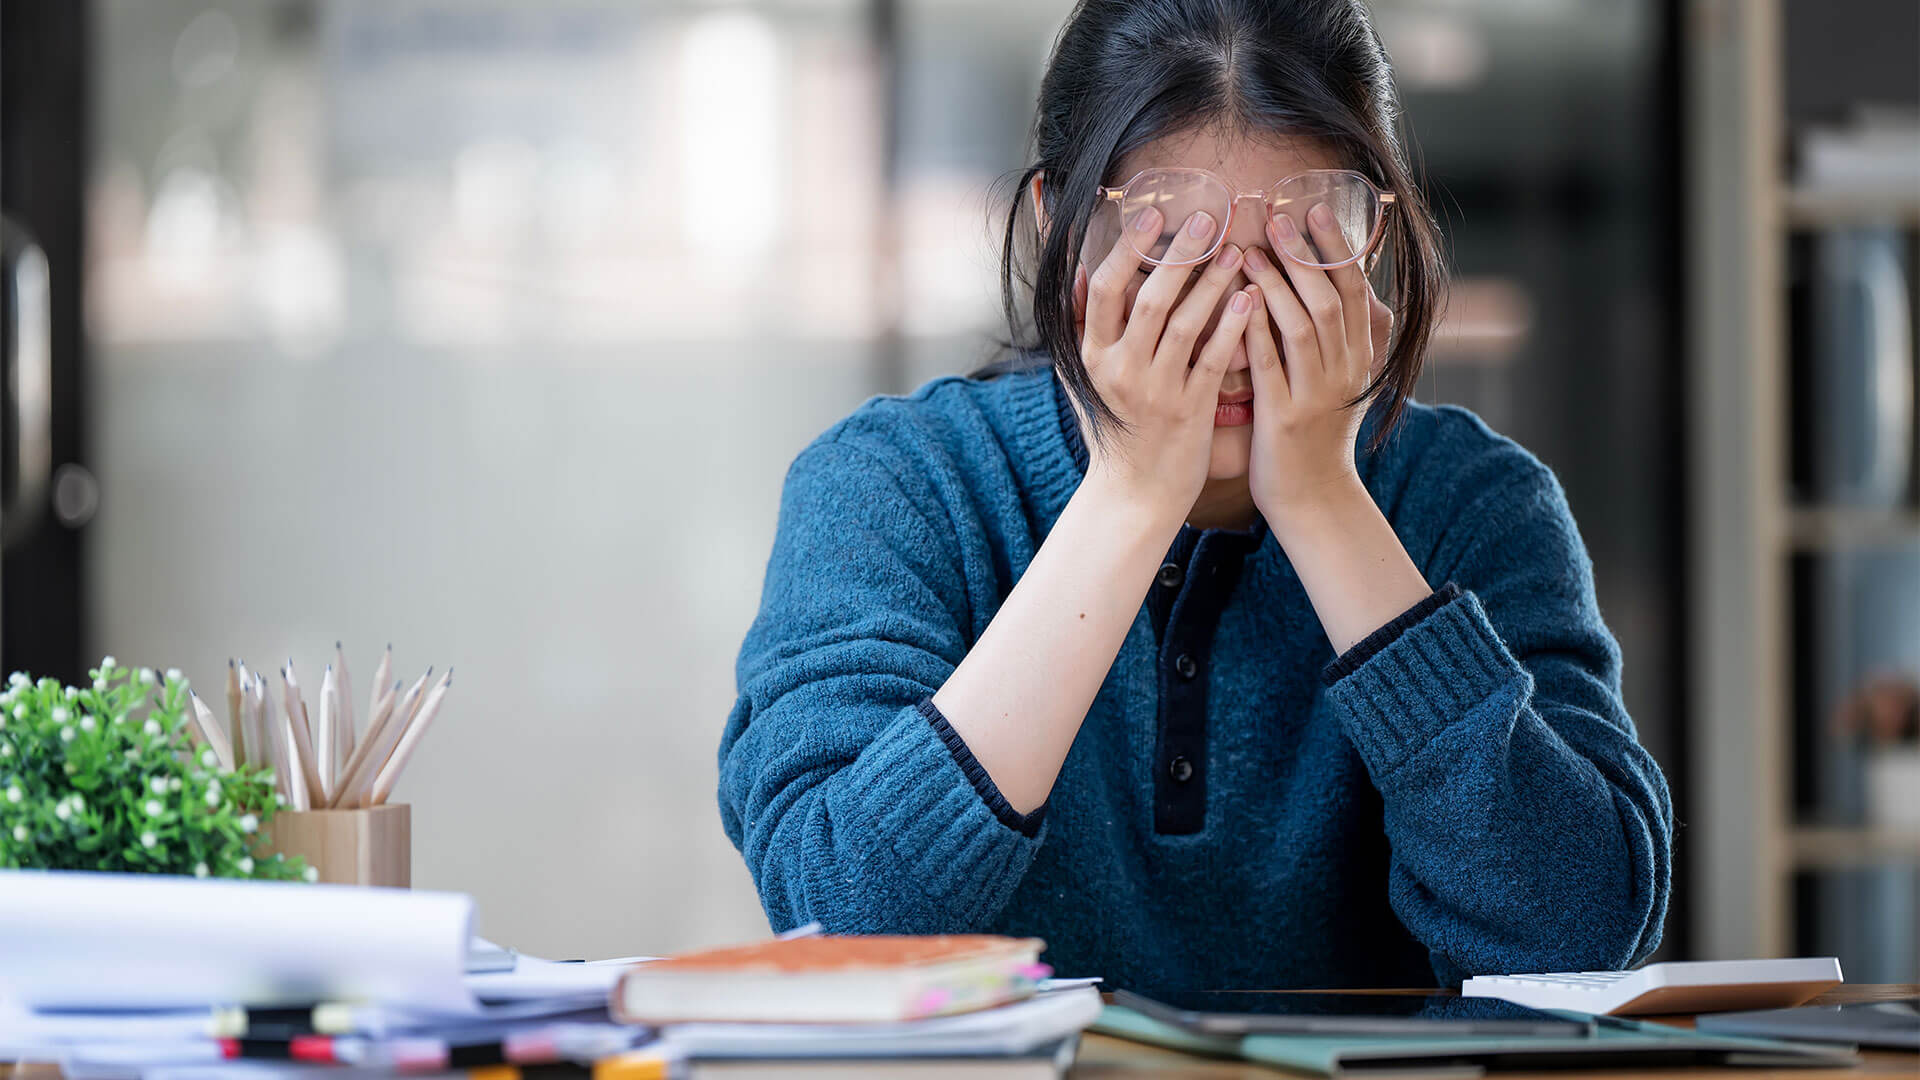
[{"left": 719, "top": 365, "right": 1672, "bottom": 989}]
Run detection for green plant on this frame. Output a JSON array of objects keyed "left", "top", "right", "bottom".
[{"left": 0, "top": 658, "right": 311, "bottom": 880}]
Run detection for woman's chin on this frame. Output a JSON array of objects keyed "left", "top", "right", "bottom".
[{"left": 1208, "top": 425, "right": 1253, "bottom": 481}]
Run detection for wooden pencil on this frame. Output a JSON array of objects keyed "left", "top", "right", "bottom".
[
  {"left": 235, "top": 661, "right": 258, "bottom": 768},
  {"left": 333, "top": 641, "right": 357, "bottom": 769},
  {"left": 187, "top": 690, "right": 234, "bottom": 772},
  {"left": 225, "top": 660, "right": 245, "bottom": 767},
  {"left": 316, "top": 665, "right": 338, "bottom": 803},
  {"left": 368, "top": 668, "right": 451, "bottom": 806},
  {"left": 367, "top": 644, "right": 392, "bottom": 730},
  {"left": 332, "top": 678, "right": 402, "bottom": 809},
  {"left": 281, "top": 660, "right": 326, "bottom": 801}
]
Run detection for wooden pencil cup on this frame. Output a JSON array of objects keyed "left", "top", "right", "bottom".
[{"left": 262, "top": 804, "right": 411, "bottom": 887}]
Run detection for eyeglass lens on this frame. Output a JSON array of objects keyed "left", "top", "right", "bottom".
[{"left": 1080, "top": 169, "right": 1380, "bottom": 270}]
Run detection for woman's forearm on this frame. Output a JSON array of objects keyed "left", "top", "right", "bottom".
[
  {"left": 1269, "top": 477, "right": 1433, "bottom": 655},
  {"left": 931, "top": 478, "right": 1182, "bottom": 815}
]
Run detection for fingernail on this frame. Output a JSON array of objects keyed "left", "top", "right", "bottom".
[
  {"left": 1274, "top": 215, "right": 1299, "bottom": 240},
  {"left": 1131, "top": 207, "right": 1161, "bottom": 234},
  {"left": 1187, "top": 211, "right": 1214, "bottom": 237},
  {"left": 1310, "top": 203, "right": 1335, "bottom": 229},
  {"left": 1244, "top": 247, "right": 1269, "bottom": 270},
  {"left": 1216, "top": 244, "right": 1241, "bottom": 268},
  {"left": 1230, "top": 291, "right": 1251, "bottom": 313}
]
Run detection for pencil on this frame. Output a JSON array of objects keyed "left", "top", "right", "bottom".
[
  {"left": 316, "top": 665, "right": 338, "bottom": 803},
  {"left": 341, "top": 668, "right": 429, "bottom": 807},
  {"left": 226, "top": 660, "right": 246, "bottom": 767},
  {"left": 187, "top": 690, "right": 234, "bottom": 772},
  {"left": 331, "top": 678, "right": 400, "bottom": 809},
  {"left": 252, "top": 673, "right": 287, "bottom": 802},
  {"left": 281, "top": 661, "right": 326, "bottom": 800},
  {"left": 235, "top": 661, "right": 259, "bottom": 768},
  {"left": 281, "top": 707, "right": 311, "bottom": 811},
  {"left": 368, "top": 645, "right": 392, "bottom": 732},
  {"left": 333, "top": 641, "right": 357, "bottom": 769},
  {"left": 368, "top": 668, "right": 451, "bottom": 806}
]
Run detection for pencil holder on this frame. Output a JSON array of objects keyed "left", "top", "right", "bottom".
[{"left": 261, "top": 804, "right": 411, "bottom": 887}]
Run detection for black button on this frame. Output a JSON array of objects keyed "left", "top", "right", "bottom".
[
  {"left": 1168, "top": 756, "right": 1194, "bottom": 783},
  {"left": 1174, "top": 653, "right": 1198, "bottom": 679},
  {"left": 1156, "top": 562, "right": 1184, "bottom": 589}
]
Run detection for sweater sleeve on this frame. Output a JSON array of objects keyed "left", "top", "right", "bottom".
[
  {"left": 718, "top": 436, "right": 1043, "bottom": 934},
  {"left": 1323, "top": 461, "right": 1673, "bottom": 985}
]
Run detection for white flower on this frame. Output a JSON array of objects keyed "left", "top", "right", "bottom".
[
  {"left": 237, "top": 856, "right": 254, "bottom": 874},
  {"left": 143, "top": 719, "right": 161, "bottom": 737},
  {"left": 5, "top": 786, "right": 18, "bottom": 804},
  {"left": 204, "top": 789, "right": 221, "bottom": 807},
  {"left": 37, "top": 678, "right": 55, "bottom": 690},
  {"left": 11, "top": 705, "right": 24, "bottom": 720},
  {"left": 200, "top": 749, "right": 217, "bottom": 768},
  {"left": 207, "top": 778, "right": 221, "bottom": 796},
  {"left": 7, "top": 672, "right": 25, "bottom": 687},
  {"left": 139, "top": 830, "right": 156, "bottom": 849},
  {"left": 53, "top": 801, "right": 70, "bottom": 821},
  {"left": 137, "top": 668, "right": 155, "bottom": 686},
  {"left": 124, "top": 749, "right": 139, "bottom": 761},
  {"left": 165, "top": 668, "right": 182, "bottom": 682},
  {"left": 11, "top": 825, "right": 25, "bottom": 842},
  {"left": 92, "top": 679, "right": 106, "bottom": 692},
  {"left": 51, "top": 707, "right": 67, "bottom": 724},
  {"left": 63, "top": 762, "right": 75, "bottom": 774},
  {"left": 238, "top": 813, "right": 258, "bottom": 833},
  {"left": 1, "top": 743, "right": 12, "bottom": 757},
  {"left": 79, "top": 715, "right": 95, "bottom": 732},
  {"left": 149, "top": 777, "right": 167, "bottom": 795},
  {"left": 144, "top": 799, "right": 163, "bottom": 816},
  {"left": 59, "top": 726, "right": 74, "bottom": 743},
  {"left": 100, "top": 656, "right": 116, "bottom": 669},
  {"left": 168, "top": 777, "right": 182, "bottom": 792},
  {"left": 69, "top": 794, "right": 82, "bottom": 811},
  {"left": 194, "top": 862, "right": 209, "bottom": 878},
  {"left": 274, "top": 792, "right": 287, "bottom": 806},
  {"left": 302, "top": 866, "right": 319, "bottom": 883},
  {"left": 64, "top": 687, "right": 76, "bottom": 700}
]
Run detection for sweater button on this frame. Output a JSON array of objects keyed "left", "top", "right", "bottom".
[
  {"left": 1174, "top": 652, "right": 1198, "bottom": 679},
  {"left": 1168, "top": 756, "right": 1194, "bottom": 783},
  {"left": 1156, "top": 562, "right": 1184, "bottom": 589}
]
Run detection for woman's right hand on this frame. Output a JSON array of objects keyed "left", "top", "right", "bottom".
[{"left": 1070, "top": 205, "right": 1253, "bottom": 518}]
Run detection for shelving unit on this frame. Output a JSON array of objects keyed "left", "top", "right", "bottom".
[{"left": 1688, "top": 0, "right": 1920, "bottom": 961}]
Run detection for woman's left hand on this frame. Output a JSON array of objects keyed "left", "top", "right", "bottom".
[{"left": 1238, "top": 203, "right": 1393, "bottom": 520}]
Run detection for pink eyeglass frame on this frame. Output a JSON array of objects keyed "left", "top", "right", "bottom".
[{"left": 1095, "top": 166, "right": 1397, "bottom": 270}]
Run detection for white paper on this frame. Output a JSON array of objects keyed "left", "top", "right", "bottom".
[
  {"left": 656, "top": 986, "right": 1102, "bottom": 1058},
  {"left": 0, "top": 869, "right": 475, "bottom": 1013},
  {"left": 465, "top": 953, "right": 656, "bottom": 1001}
]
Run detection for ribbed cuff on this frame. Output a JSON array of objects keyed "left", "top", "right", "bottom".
[
  {"left": 833, "top": 701, "right": 1043, "bottom": 920},
  {"left": 919, "top": 698, "right": 1048, "bottom": 837},
  {"left": 1322, "top": 583, "right": 1462, "bottom": 686},
  {"left": 1325, "top": 587, "right": 1529, "bottom": 777}
]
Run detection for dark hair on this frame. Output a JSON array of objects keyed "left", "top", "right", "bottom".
[{"left": 983, "top": 0, "right": 1445, "bottom": 449}]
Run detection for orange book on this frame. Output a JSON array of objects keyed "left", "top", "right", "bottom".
[{"left": 612, "top": 934, "right": 1048, "bottom": 1025}]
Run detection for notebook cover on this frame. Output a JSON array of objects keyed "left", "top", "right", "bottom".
[
  {"left": 637, "top": 935, "right": 1043, "bottom": 974},
  {"left": 1093, "top": 1005, "right": 1862, "bottom": 1076}
]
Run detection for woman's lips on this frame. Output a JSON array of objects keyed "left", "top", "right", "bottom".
[{"left": 1215, "top": 390, "right": 1253, "bottom": 427}]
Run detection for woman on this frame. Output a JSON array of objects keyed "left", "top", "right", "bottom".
[{"left": 719, "top": 0, "right": 1671, "bottom": 990}]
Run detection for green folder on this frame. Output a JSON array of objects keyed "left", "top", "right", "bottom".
[{"left": 1093, "top": 1004, "right": 1862, "bottom": 1076}]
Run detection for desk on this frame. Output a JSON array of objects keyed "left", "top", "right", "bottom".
[{"left": 1069, "top": 985, "right": 1919, "bottom": 1078}]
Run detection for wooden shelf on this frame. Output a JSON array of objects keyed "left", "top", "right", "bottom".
[
  {"left": 1789, "top": 826, "right": 1920, "bottom": 869},
  {"left": 1785, "top": 507, "right": 1920, "bottom": 551},
  {"left": 1785, "top": 187, "right": 1920, "bottom": 227}
]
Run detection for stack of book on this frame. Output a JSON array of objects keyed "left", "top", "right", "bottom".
[{"left": 0, "top": 870, "right": 1100, "bottom": 1080}]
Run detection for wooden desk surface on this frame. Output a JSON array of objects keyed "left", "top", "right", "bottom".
[{"left": 1069, "top": 985, "right": 1920, "bottom": 1079}]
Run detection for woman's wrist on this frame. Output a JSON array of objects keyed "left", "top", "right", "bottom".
[{"left": 1263, "top": 475, "right": 1434, "bottom": 655}]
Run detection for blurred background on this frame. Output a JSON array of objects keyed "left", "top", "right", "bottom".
[{"left": 0, "top": 0, "right": 1913, "bottom": 976}]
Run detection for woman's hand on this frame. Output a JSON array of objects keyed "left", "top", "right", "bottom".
[
  {"left": 1238, "top": 204, "right": 1394, "bottom": 519},
  {"left": 1070, "top": 205, "right": 1255, "bottom": 519}
]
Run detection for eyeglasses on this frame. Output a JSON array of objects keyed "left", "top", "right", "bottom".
[{"left": 1082, "top": 167, "right": 1395, "bottom": 270}]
